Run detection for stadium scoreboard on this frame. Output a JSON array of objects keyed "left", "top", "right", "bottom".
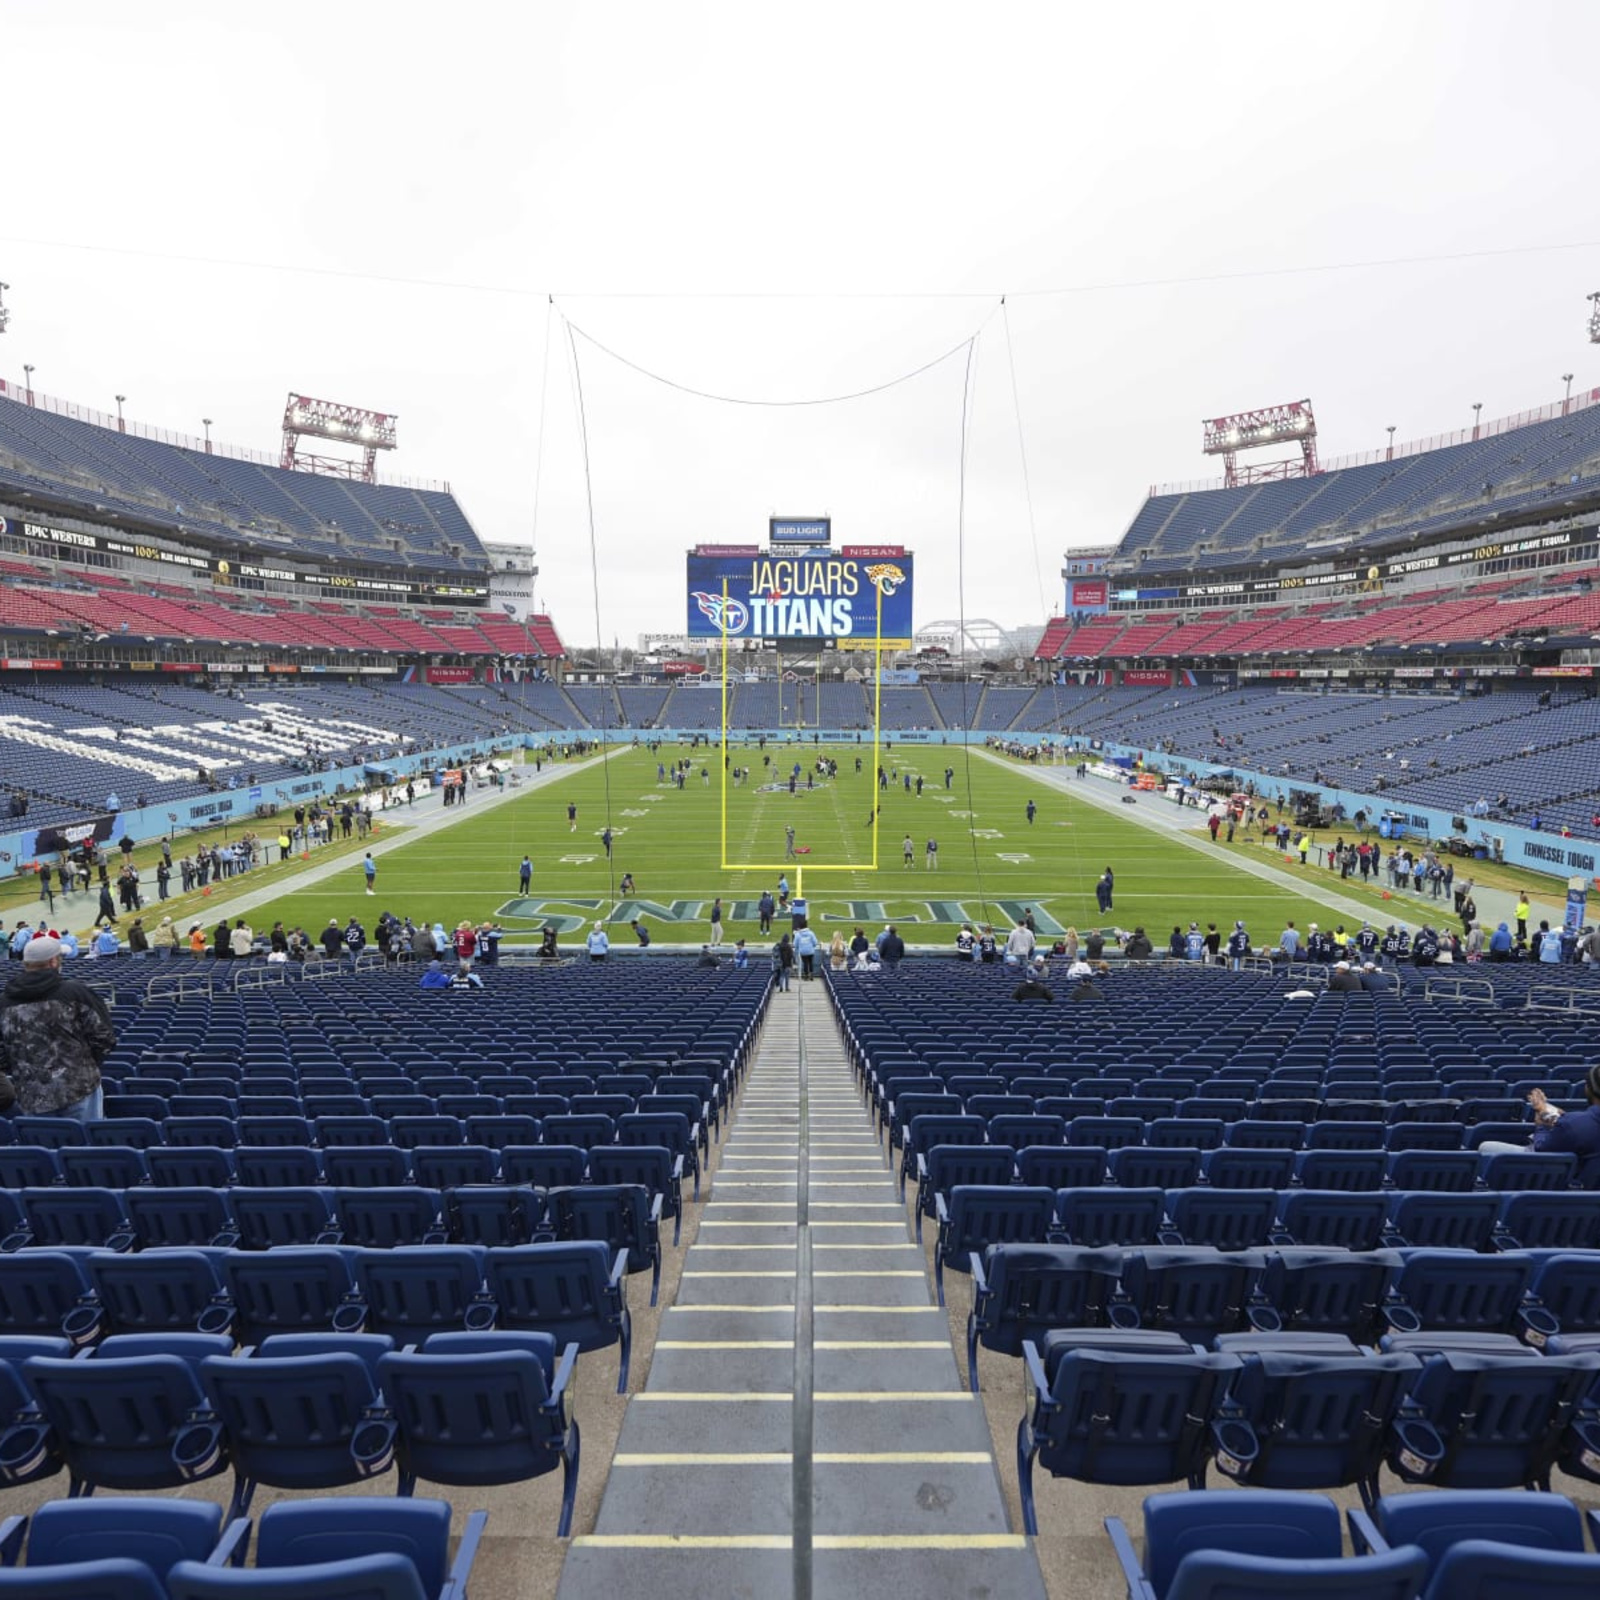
[{"left": 687, "top": 539, "right": 913, "bottom": 642}]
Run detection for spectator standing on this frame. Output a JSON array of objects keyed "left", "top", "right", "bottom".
[{"left": 0, "top": 935, "right": 114, "bottom": 1119}]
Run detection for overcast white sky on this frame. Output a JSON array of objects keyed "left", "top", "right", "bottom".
[{"left": 4, "top": 1, "right": 1599, "bottom": 645}]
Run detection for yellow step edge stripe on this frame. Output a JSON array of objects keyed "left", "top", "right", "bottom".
[
  {"left": 611, "top": 1452, "right": 993, "bottom": 1466},
  {"left": 633, "top": 1391, "right": 972, "bottom": 1402},
  {"left": 816, "top": 1535, "right": 1028, "bottom": 1551},
  {"left": 667, "top": 1304, "right": 795, "bottom": 1312},
  {"left": 656, "top": 1340, "right": 794, "bottom": 1350},
  {"left": 814, "top": 1340, "right": 948, "bottom": 1350},
  {"left": 570, "top": 1535, "right": 791, "bottom": 1550}
]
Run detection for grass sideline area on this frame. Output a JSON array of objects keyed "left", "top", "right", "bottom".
[{"left": 227, "top": 740, "right": 1470, "bottom": 949}]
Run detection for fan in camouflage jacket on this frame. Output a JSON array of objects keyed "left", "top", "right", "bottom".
[{"left": 0, "top": 956, "right": 115, "bottom": 1115}]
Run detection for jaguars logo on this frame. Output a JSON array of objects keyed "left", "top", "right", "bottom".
[
  {"left": 691, "top": 591, "right": 750, "bottom": 634},
  {"left": 865, "top": 563, "right": 906, "bottom": 597}
]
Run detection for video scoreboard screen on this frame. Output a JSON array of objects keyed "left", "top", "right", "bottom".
[{"left": 687, "top": 547, "right": 913, "bottom": 641}]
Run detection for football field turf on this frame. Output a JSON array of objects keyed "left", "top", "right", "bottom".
[{"left": 248, "top": 743, "right": 1398, "bottom": 948}]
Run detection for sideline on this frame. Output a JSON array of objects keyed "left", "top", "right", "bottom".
[
  {"left": 116, "top": 752, "right": 605, "bottom": 934},
  {"left": 973, "top": 747, "right": 1512, "bottom": 936}
]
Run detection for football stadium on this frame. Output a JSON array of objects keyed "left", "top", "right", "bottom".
[{"left": 2, "top": 8, "right": 1600, "bottom": 1600}]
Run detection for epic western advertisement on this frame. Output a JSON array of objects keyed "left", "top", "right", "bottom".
[{"left": 686, "top": 552, "right": 914, "bottom": 641}]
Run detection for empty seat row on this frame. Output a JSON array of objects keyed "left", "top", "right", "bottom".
[
  {"left": 0, "top": 1329, "right": 578, "bottom": 1533},
  {"left": 1017, "top": 1329, "right": 1600, "bottom": 1537},
  {"left": 1108, "top": 1487, "right": 1600, "bottom": 1600},
  {"left": 911, "top": 1143, "right": 1575, "bottom": 1234},
  {"left": 967, "top": 1244, "right": 1600, "bottom": 1381},
  {"left": 933, "top": 1185, "right": 1600, "bottom": 1297},
  {"left": 0, "top": 1493, "right": 483, "bottom": 1600},
  {"left": 0, "top": 1137, "right": 695, "bottom": 1213}
]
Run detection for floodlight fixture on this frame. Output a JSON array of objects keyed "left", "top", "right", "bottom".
[
  {"left": 279, "top": 392, "right": 398, "bottom": 483},
  {"left": 1201, "top": 399, "right": 1319, "bottom": 486}
]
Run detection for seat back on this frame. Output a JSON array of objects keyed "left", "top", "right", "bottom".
[
  {"left": 1057, "top": 1187, "right": 1165, "bottom": 1248},
  {"left": 1166, "top": 1189, "right": 1276, "bottom": 1252},
  {"left": 1276, "top": 1191, "right": 1387, "bottom": 1252},
  {"left": 1108, "top": 1147, "right": 1202, "bottom": 1190},
  {"left": 24, "top": 1353, "right": 219, "bottom": 1491},
  {"left": 1387, "top": 1150, "right": 1478, "bottom": 1192},
  {"left": 1371, "top": 1487, "right": 1586, "bottom": 1564},
  {"left": 23, "top": 1497, "right": 223, "bottom": 1575},
  {"left": 484, "top": 1242, "right": 620, "bottom": 1351},
  {"left": 1400, "top": 1351, "right": 1599, "bottom": 1489},
  {"left": 1390, "top": 1251, "right": 1532, "bottom": 1335},
  {"left": 1387, "top": 1192, "right": 1499, "bottom": 1251},
  {"left": 0, "top": 1251, "right": 94, "bottom": 1339},
  {"left": 1222, "top": 1351, "right": 1419, "bottom": 1493},
  {"left": 88, "top": 1251, "right": 226, "bottom": 1337},
  {"left": 1293, "top": 1151, "right": 1384, "bottom": 1191},
  {"left": 1036, "top": 1344, "right": 1238, "bottom": 1485},
  {"left": 1254, "top": 1250, "right": 1399, "bottom": 1343},
  {"left": 333, "top": 1189, "right": 445, "bottom": 1250},
  {"left": 941, "top": 1186, "right": 1057, "bottom": 1262},
  {"left": 1499, "top": 1193, "right": 1600, "bottom": 1253},
  {"left": 1015, "top": 1147, "right": 1104, "bottom": 1190},
  {"left": 1119, "top": 1248, "right": 1261, "bottom": 1343},
  {"left": 200, "top": 1350, "right": 384, "bottom": 1491},
  {"left": 377, "top": 1347, "right": 561, "bottom": 1487},
  {"left": 974, "top": 1245, "right": 1121, "bottom": 1359},
  {"left": 1142, "top": 1488, "right": 1342, "bottom": 1597},
  {"left": 231, "top": 1189, "right": 336, "bottom": 1251},
  {"left": 1204, "top": 1150, "right": 1294, "bottom": 1191},
  {"left": 167, "top": 1553, "right": 430, "bottom": 1600},
  {"left": 221, "top": 1248, "right": 357, "bottom": 1344},
  {"left": 253, "top": 1497, "right": 452, "bottom": 1600},
  {"left": 1420, "top": 1541, "right": 1600, "bottom": 1600},
  {"left": 353, "top": 1247, "right": 489, "bottom": 1341}
]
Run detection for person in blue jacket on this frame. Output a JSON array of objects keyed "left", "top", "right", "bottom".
[{"left": 1479, "top": 1066, "right": 1600, "bottom": 1178}]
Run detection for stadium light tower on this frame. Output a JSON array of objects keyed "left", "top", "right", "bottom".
[
  {"left": 1201, "top": 398, "right": 1319, "bottom": 488},
  {"left": 279, "top": 392, "right": 397, "bottom": 483},
  {"left": 0, "top": 282, "right": 9, "bottom": 336},
  {"left": 115, "top": 394, "right": 126, "bottom": 432},
  {"left": 1589, "top": 291, "right": 1600, "bottom": 344}
]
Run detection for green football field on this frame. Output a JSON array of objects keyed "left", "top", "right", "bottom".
[{"left": 245, "top": 743, "right": 1407, "bottom": 948}]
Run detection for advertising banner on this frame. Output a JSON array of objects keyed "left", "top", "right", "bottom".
[{"left": 687, "top": 552, "right": 913, "bottom": 641}]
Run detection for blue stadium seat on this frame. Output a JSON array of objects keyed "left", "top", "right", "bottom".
[
  {"left": 86, "top": 1250, "right": 233, "bottom": 1339},
  {"left": 1106, "top": 1490, "right": 1427, "bottom": 1600},
  {"left": 1211, "top": 1350, "right": 1421, "bottom": 1510},
  {"left": 914, "top": 1147, "right": 1017, "bottom": 1243},
  {"left": 219, "top": 1498, "right": 484, "bottom": 1600},
  {"left": 1017, "top": 1335, "right": 1240, "bottom": 1535},
  {"left": 1389, "top": 1349, "right": 1600, "bottom": 1490},
  {"left": 1115, "top": 1248, "right": 1262, "bottom": 1345},
  {"left": 934, "top": 1186, "right": 1059, "bottom": 1304},
  {"left": 1234, "top": 1249, "right": 1400, "bottom": 1346},
  {"left": 220, "top": 1247, "right": 360, "bottom": 1346},
  {"left": 195, "top": 1338, "right": 397, "bottom": 1517},
  {"left": 1056, "top": 1187, "right": 1166, "bottom": 1248},
  {"left": 966, "top": 1245, "right": 1123, "bottom": 1392},
  {"left": 377, "top": 1335, "right": 580, "bottom": 1534},
  {"left": 345, "top": 1249, "right": 493, "bottom": 1345},
  {"left": 1164, "top": 1189, "right": 1276, "bottom": 1251},
  {"left": 1276, "top": 1190, "right": 1388, "bottom": 1251},
  {"left": 546, "top": 1184, "right": 662, "bottom": 1309},
  {"left": 23, "top": 1337, "right": 234, "bottom": 1494},
  {"left": 483, "top": 1242, "right": 631, "bottom": 1391}
]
